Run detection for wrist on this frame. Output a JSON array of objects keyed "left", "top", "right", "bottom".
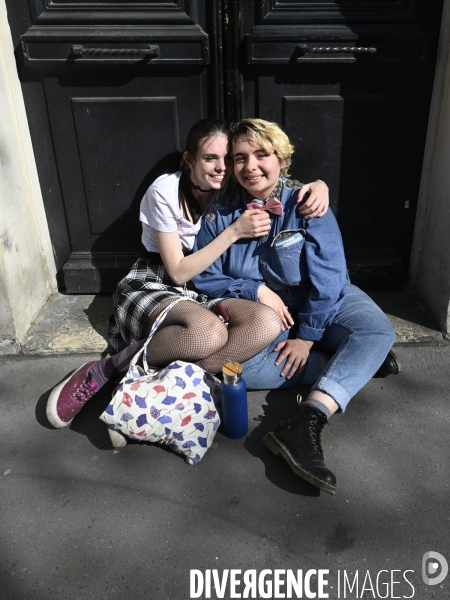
[
  {"left": 297, "top": 338, "right": 314, "bottom": 349},
  {"left": 227, "top": 221, "right": 240, "bottom": 243}
]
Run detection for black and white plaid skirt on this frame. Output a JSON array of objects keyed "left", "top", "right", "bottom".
[{"left": 108, "top": 257, "right": 219, "bottom": 352}]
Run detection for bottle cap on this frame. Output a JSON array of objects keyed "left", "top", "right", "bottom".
[{"left": 222, "top": 361, "right": 242, "bottom": 386}]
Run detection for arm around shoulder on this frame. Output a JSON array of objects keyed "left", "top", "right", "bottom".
[
  {"left": 192, "top": 211, "right": 265, "bottom": 300},
  {"left": 158, "top": 206, "right": 271, "bottom": 285},
  {"left": 156, "top": 222, "right": 239, "bottom": 286}
]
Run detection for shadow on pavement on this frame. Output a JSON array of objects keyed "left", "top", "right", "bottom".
[
  {"left": 245, "top": 385, "right": 321, "bottom": 497},
  {"left": 69, "top": 381, "right": 117, "bottom": 450},
  {"left": 36, "top": 387, "right": 58, "bottom": 431},
  {"left": 83, "top": 295, "right": 114, "bottom": 358}
]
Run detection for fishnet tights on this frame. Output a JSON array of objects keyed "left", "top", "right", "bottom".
[{"left": 143, "top": 298, "right": 282, "bottom": 374}]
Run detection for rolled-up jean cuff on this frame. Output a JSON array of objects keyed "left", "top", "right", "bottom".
[{"left": 311, "top": 376, "right": 351, "bottom": 412}]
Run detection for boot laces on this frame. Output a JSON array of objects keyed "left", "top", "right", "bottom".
[
  {"left": 73, "top": 376, "right": 97, "bottom": 403},
  {"left": 309, "top": 412, "right": 327, "bottom": 455}
]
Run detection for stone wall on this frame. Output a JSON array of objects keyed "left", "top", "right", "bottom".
[
  {"left": 0, "top": 2, "right": 56, "bottom": 353},
  {"left": 410, "top": 1, "right": 450, "bottom": 335}
]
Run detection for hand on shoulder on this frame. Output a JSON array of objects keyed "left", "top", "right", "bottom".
[{"left": 296, "top": 180, "right": 329, "bottom": 219}]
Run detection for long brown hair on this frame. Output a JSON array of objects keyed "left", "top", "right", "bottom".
[{"left": 179, "top": 118, "right": 229, "bottom": 223}]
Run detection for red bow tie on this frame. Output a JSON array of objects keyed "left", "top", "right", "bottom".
[{"left": 246, "top": 198, "right": 283, "bottom": 216}]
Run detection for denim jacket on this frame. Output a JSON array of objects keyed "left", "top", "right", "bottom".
[{"left": 193, "top": 180, "right": 347, "bottom": 341}]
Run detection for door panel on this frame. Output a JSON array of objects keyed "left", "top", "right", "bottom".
[
  {"left": 256, "top": 65, "right": 410, "bottom": 247},
  {"left": 45, "top": 75, "right": 204, "bottom": 247},
  {"left": 5, "top": 0, "right": 444, "bottom": 291},
  {"left": 258, "top": 0, "right": 417, "bottom": 24},
  {"left": 22, "top": 27, "right": 209, "bottom": 70},
  {"left": 30, "top": 0, "right": 200, "bottom": 25},
  {"left": 240, "top": 0, "right": 443, "bottom": 287},
  {"left": 72, "top": 97, "right": 180, "bottom": 235},
  {"left": 282, "top": 92, "right": 385, "bottom": 229},
  {"left": 45, "top": 72, "right": 208, "bottom": 291},
  {"left": 9, "top": 0, "right": 220, "bottom": 291}
]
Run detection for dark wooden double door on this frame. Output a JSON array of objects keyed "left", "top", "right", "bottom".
[{"left": 7, "top": 0, "right": 444, "bottom": 291}]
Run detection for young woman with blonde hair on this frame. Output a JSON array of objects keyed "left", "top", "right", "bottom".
[{"left": 193, "top": 118, "right": 399, "bottom": 495}]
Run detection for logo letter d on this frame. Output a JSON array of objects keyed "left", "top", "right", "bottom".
[
  {"left": 422, "top": 551, "right": 448, "bottom": 586},
  {"left": 190, "top": 570, "right": 204, "bottom": 598}
]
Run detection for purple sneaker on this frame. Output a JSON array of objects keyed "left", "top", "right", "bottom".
[{"left": 46, "top": 361, "right": 100, "bottom": 428}]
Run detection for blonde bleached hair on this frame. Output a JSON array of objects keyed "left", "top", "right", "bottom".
[{"left": 229, "top": 118, "right": 295, "bottom": 176}]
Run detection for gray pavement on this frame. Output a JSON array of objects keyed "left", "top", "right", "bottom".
[{"left": 1, "top": 345, "right": 450, "bottom": 599}]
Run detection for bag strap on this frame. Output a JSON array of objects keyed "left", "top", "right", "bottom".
[{"left": 130, "top": 297, "right": 198, "bottom": 371}]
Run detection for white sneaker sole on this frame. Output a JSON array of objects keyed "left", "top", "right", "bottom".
[{"left": 108, "top": 427, "right": 128, "bottom": 448}]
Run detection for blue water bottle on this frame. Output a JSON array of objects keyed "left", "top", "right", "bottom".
[{"left": 220, "top": 361, "right": 248, "bottom": 439}]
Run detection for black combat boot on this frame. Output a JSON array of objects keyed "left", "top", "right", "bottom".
[
  {"left": 374, "top": 349, "right": 401, "bottom": 378},
  {"left": 263, "top": 402, "right": 336, "bottom": 495}
]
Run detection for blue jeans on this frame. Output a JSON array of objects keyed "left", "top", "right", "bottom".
[{"left": 241, "top": 284, "right": 396, "bottom": 412}]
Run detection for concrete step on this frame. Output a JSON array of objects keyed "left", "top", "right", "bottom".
[{"left": 1, "top": 287, "right": 446, "bottom": 358}]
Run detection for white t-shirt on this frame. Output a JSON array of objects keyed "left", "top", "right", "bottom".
[{"left": 140, "top": 171, "right": 216, "bottom": 253}]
